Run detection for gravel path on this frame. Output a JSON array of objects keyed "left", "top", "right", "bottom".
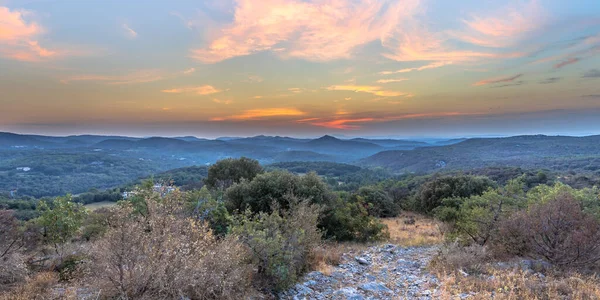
[{"left": 281, "top": 244, "right": 441, "bottom": 300}]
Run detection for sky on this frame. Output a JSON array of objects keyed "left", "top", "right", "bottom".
[{"left": 0, "top": 0, "right": 599, "bottom": 138}]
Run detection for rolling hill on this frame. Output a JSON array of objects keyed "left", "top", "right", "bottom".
[{"left": 360, "top": 135, "right": 600, "bottom": 173}]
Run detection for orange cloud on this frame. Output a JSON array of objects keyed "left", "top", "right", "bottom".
[
  {"left": 554, "top": 57, "right": 580, "bottom": 69},
  {"left": 310, "top": 118, "right": 375, "bottom": 130},
  {"left": 326, "top": 85, "right": 409, "bottom": 97},
  {"left": 304, "top": 111, "right": 479, "bottom": 130},
  {"left": 213, "top": 108, "right": 306, "bottom": 121},
  {"left": 473, "top": 74, "right": 523, "bottom": 86},
  {"left": 376, "top": 78, "right": 408, "bottom": 84},
  {"left": 191, "top": 0, "right": 416, "bottom": 63},
  {"left": 162, "top": 85, "right": 221, "bottom": 95}
]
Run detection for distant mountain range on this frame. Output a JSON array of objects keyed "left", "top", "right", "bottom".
[
  {"left": 360, "top": 135, "right": 600, "bottom": 173},
  {"left": 0, "top": 132, "right": 436, "bottom": 164},
  {"left": 2, "top": 132, "right": 600, "bottom": 198}
]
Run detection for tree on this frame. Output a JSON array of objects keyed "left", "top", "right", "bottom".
[
  {"left": 37, "top": 195, "right": 87, "bottom": 259},
  {"left": 205, "top": 157, "right": 263, "bottom": 189},
  {"left": 416, "top": 175, "right": 495, "bottom": 213},
  {"left": 356, "top": 186, "right": 398, "bottom": 217}
]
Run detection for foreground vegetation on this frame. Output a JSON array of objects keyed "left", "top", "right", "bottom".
[{"left": 2, "top": 157, "right": 600, "bottom": 299}]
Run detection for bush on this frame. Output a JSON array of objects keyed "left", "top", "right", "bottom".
[
  {"left": 0, "top": 253, "right": 28, "bottom": 287},
  {"left": 356, "top": 186, "right": 398, "bottom": 217},
  {"left": 320, "top": 195, "right": 389, "bottom": 242},
  {"left": 231, "top": 201, "right": 322, "bottom": 291},
  {"left": 430, "top": 242, "right": 491, "bottom": 274},
  {"left": 416, "top": 175, "right": 495, "bottom": 213},
  {"left": 502, "top": 192, "right": 600, "bottom": 268},
  {"left": 91, "top": 198, "right": 253, "bottom": 299},
  {"left": 205, "top": 157, "right": 263, "bottom": 189},
  {"left": 188, "top": 186, "right": 232, "bottom": 236}
]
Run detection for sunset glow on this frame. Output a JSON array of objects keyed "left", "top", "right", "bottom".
[{"left": 1, "top": 0, "right": 599, "bottom": 137}]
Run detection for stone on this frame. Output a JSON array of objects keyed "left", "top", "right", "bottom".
[
  {"left": 358, "top": 282, "right": 393, "bottom": 293},
  {"left": 355, "top": 256, "right": 370, "bottom": 265}
]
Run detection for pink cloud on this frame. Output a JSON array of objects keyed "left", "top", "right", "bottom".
[
  {"left": 473, "top": 74, "right": 523, "bottom": 86},
  {"left": 0, "top": 6, "right": 59, "bottom": 61},
  {"left": 452, "top": 0, "right": 545, "bottom": 48},
  {"left": 191, "top": 0, "right": 417, "bottom": 63},
  {"left": 554, "top": 57, "right": 580, "bottom": 69}
]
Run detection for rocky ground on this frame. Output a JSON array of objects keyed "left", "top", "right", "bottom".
[{"left": 281, "top": 244, "right": 441, "bottom": 300}]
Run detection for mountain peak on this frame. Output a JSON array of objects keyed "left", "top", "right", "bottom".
[{"left": 315, "top": 135, "right": 339, "bottom": 141}]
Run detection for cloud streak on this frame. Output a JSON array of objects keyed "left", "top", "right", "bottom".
[
  {"left": 554, "top": 57, "right": 580, "bottom": 69},
  {"left": 212, "top": 108, "right": 305, "bottom": 121},
  {"left": 326, "top": 85, "right": 409, "bottom": 97},
  {"left": 473, "top": 74, "right": 523, "bottom": 86},
  {"left": 61, "top": 70, "right": 164, "bottom": 85},
  {"left": 162, "top": 85, "right": 221, "bottom": 95},
  {"left": 123, "top": 23, "right": 137, "bottom": 38},
  {"left": 376, "top": 78, "right": 408, "bottom": 84},
  {"left": 379, "top": 61, "right": 452, "bottom": 75}
]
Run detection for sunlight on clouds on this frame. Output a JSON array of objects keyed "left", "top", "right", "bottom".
[
  {"left": 212, "top": 108, "right": 306, "bottom": 121},
  {"left": 161, "top": 85, "right": 221, "bottom": 95},
  {"left": 191, "top": 0, "right": 412, "bottom": 63},
  {"left": 376, "top": 78, "right": 408, "bottom": 84},
  {"left": 379, "top": 61, "right": 452, "bottom": 75},
  {"left": 473, "top": 74, "right": 523, "bottom": 86},
  {"left": 310, "top": 118, "right": 375, "bottom": 130},
  {"left": 0, "top": 6, "right": 58, "bottom": 61},
  {"left": 450, "top": 0, "right": 545, "bottom": 48},
  {"left": 326, "top": 85, "right": 409, "bottom": 97}
]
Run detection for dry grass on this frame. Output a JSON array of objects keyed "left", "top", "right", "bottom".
[
  {"left": 435, "top": 267, "right": 600, "bottom": 299},
  {"left": 381, "top": 212, "right": 444, "bottom": 247},
  {"left": 311, "top": 242, "right": 370, "bottom": 275},
  {"left": 83, "top": 201, "right": 116, "bottom": 211},
  {"left": 0, "top": 272, "right": 59, "bottom": 300}
]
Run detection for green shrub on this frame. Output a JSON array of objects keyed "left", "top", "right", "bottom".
[
  {"left": 416, "top": 175, "right": 495, "bottom": 213},
  {"left": 231, "top": 201, "right": 322, "bottom": 291},
  {"left": 320, "top": 195, "right": 389, "bottom": 242},
  {"left": 205, "top": 157, "right": 263, "bottom": 189},
  {"left": 356, "top": 186, "right": 398, "bottom": 217}
]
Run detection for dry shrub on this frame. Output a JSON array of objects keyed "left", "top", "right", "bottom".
[
  {"left": 0, "top": 272, "right": 58, "bottom": 300},
  {"left": 91, "top": 199, "right": 253, "bottom": 299},
  {"left": 495, "top": 193, "right": 600, "bottom": 268},
  {"left": 0, "top": 253, "right": 28, "bottom": 288},
  {"left": 430, "top": 242, "right": 491, "bottom": 274},
  {"left": 310, "top": 243, "right": 344, "bottom": 275}
]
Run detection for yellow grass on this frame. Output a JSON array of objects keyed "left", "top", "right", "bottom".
[
  {"left": 381, "top": 212, "right": 444, "bottom": 247},
  {"left": 84, "top": 201, "right": 117, "bottom": 210},
  {"left": 435, "top": 267, "right": 600, "bottom": 299}
]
